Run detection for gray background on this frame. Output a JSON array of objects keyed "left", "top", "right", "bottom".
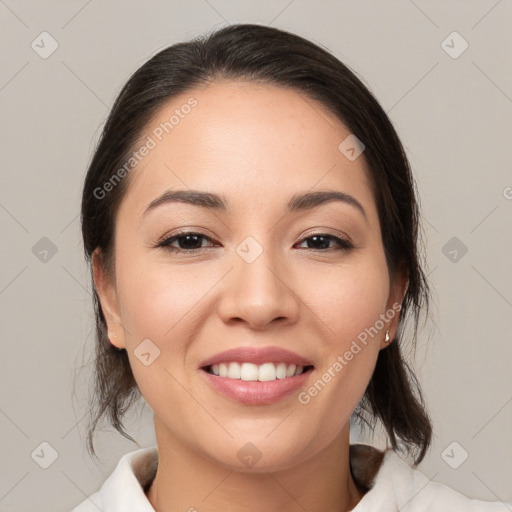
[{"left": 0, "top": 1, "right": 511, "bottom": 510}]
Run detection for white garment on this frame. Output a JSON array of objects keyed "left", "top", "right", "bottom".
[{"left": 71, "top": 444, "right": 510, "bottom": 511}]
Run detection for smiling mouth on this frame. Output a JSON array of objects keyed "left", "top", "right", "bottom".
[{"left": 202, "top": 362, "right": 315, "bottom": 382}]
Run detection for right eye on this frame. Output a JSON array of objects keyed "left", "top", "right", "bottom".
[
  {"left": 157, "top": 231, "right": 217, "bottom": 253},
  {"left": 295, "top": 233, "right": 353, "bottom": 252}
]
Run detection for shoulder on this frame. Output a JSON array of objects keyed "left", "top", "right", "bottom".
[
  {"left": 350, "top": 443, "right": 511, "bottom": 511},
  {"left": 70, "top": 446, "right": 158, "bottom": 512}
]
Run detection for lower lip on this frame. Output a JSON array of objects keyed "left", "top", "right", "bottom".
[{"left": 200, "top": 368, "right": 313, "bottom": 405}]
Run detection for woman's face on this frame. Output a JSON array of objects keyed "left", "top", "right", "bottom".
[{"left": 94, "top": 80, "right": 407, "bottom": 471}]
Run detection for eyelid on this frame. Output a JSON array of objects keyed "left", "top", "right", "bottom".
[
  {"left": 297, "top": 231, "right": 353, "bottom": 251},
  {"left": 155, "top": 228, "right": 354, "bottom": 253},
  {"left": 302, "top": 227, "right": 353, "bottom": 243},
  {"left": 155, "top": 227, "right": 216, "bottom": 245}
]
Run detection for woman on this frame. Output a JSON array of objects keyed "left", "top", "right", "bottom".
[{"left": 72, "top": 23, "right": 509, "bottom": 511}]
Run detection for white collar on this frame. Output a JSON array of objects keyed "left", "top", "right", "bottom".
[{"left": 72, "top": 443, "right": 509, "bottom": 511}]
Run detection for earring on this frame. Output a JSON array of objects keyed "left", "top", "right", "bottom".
[{"left": 384, "top": 330, "right": 390, "bottom": 344}]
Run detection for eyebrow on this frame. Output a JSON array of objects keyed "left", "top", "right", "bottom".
[{"left": 143, "top": 189, "right": 367, "bottom": 221}]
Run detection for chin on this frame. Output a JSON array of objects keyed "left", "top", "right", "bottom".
[{"left": 202, "top": 435, "right": 312, "bottom": 474}]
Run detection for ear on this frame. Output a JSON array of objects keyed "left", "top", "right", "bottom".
[
  {"left": 92, "top": 248, "right": 126, "bottom": 349},
  {"left": 380, "top": 264, "right": 409, "bottom": 350}
]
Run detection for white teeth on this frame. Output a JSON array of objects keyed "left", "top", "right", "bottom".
[
  {"left": 258, "top": 362, "right": 276, "bottom": 381},
  {"left": 240, "top": 362, "right": 259, "bottom": 381},
  {"left": 227, "top": 362, "right": 241, "bottom": 379},
  {"left": 208, "top": 362, "right": 307, "bottom": 381},
  {"left": 275, "top": 362, "right": 287, "bottom": 379}
]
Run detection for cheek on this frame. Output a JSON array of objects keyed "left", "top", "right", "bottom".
[
  {"left": 114, "top": 257, "right": 213, "bottom": 412},
  {"left": 301, "top": 254, "right": 390, "bottom": 352},
  {"left": 295, "top": 254, "right": 389, "bottom": 420},
  {"left": 115, "top": 255, "right": 213, "bottom": 341},
  {"left": 115, "top": 244, "right": 390, "bottom": 367},
  {"left": 113, "top": 255, "right": 223, "bottom": 399}
]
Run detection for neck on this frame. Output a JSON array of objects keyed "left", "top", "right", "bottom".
[{"left": 146, "top": 417, "right": 365, "bottom": 512}]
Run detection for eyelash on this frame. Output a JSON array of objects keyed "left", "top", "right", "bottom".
[{"left": 156, "top": 230, "right": 353, "bottom": 254}]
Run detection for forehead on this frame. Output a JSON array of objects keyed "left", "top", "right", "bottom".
[{"left": 119, "top": 79, "right": 376, "bottom": 222}]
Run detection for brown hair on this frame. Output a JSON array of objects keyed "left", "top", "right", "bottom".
[{"left": 80, "top": 23, "right": 432, "bottom": 464}]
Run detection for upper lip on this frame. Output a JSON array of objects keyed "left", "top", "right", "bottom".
[{"left": 199, "top": 346, "right": 314, "bottom": 369}]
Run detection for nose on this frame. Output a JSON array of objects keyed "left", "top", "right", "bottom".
[{"left": 217, "top": 243, "right": 300, "bottom": 331}]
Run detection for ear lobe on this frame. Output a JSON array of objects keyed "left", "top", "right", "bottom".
[
  {"left": 92, "top": 248, "right": 126, "bottom": 349},
  {"left": 380, "top": 268, "right": 409, "bottom": 350}
]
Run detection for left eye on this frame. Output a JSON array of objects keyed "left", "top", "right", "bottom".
[
  {"left": 157, "top": 232, "right": 215, "bottom": 252},
  {"left": 296, "top": 234, "right": 352, "bottom": 251},
  {"left": 156, "top": 231, "right": 353, "bottom": 253}
]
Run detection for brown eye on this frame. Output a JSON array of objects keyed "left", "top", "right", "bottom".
[
  {"left": 157, "top": 231, "right": 216, "bottom": 252},
  {"left": 296, "top": 234, "right": 353, "bottom": 251},
  {"left": 156, "top": 231, "right": 353, "bottom": 254}
]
